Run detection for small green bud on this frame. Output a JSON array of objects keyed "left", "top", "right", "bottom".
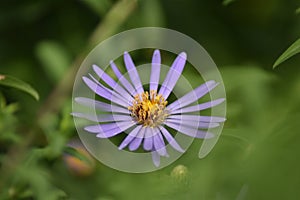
[{"left": 170, "top": 164, "right": 188, "bottom": 183}]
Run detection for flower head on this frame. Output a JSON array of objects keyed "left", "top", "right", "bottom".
[
  {"left": 73, "top": 50, "right": 225, "bottom": 167},
  {"left": 128, "top": 90, "right": 168, "bottom": 127}
]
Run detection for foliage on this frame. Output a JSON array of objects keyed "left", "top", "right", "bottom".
[
  {"left": 0, "top": 75, "right": 39, "bottom": 100},
  {"left": 273, "top": 38, "right": 300, "bottom": 68}
]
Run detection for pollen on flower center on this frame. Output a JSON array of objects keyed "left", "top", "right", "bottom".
[{"left": 128, "top": 90, "right": 168, "bottom": 127}]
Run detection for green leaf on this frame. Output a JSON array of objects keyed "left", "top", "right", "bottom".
[
  {"left": 296, "top": 7, "right": 300, "bottom": 15},
  {"left": 35, "top": 41, "right": 71, "bottom": 82},
  {"left": 0, "top": 74, "right": 39, "bottom": 100},
  {"left": 273, "top": 38, "right": 300, "bottom": 68},
  {"left": 222, "top": 0, "right": 237, "bottom": 6},
  {"left": 0, "top": 92, "right": 5, "bottom": 109},
  {"left": 81, "top": 0, "right": 112, "bottom": 16}
]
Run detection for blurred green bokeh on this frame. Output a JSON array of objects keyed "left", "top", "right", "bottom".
[{"left": 0, "top": 0, "right": 300, "bottom": 199}]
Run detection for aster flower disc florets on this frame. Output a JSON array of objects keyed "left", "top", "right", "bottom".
[{"left": 128, "top": 90, "right": 168, "bottom": 127}]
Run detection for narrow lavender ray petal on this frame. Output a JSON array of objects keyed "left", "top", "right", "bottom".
[
  {"left": 153, "top": 128, "right": 168, "bottom": 157},
  {"left": 198, "top": 116, "right": 226, "bottom": 123},
  {"left": 165, "top": 119, "right": 220, "bottom": 129},
  {"left": 158, "top": 52, "right": 187, "bottom": 99},
  {"left": 84, "top": 120, "right": 132, "bottom": 133},
  {"left": 164, "top": 121, "right": 214, "bottom": 139},
  {"left": 124, "top": 52, "right": 144, "bottom": 94},
  {"left": 97, "top": 121, "right": 135, "bottom": 138},
  {"left": 110, "top": 61, "right": 122, "bottom": 78},
  {"left": 83, "top": 76, "right": 129, "bottom": 108},
  {"left": 159, "top": 126, "right": 184, "bottom": 153},
  {"left": 71, "top": 113, "right": 132, "bottom": 123},
  {"left": 84, "top": 123, "right": 118, "bottom": 133},
  {"left": 167, "top": 81, "right": 218, "bottom": 111},
  {"left": 128, "top": 127, "right": 146, "bottom": 151},
  {"left": 92, "top": 65, "right": 116, "bottom": 89},
  {"left": 88, "top": 74, "right": 131, "bottom": 106},
  {"left": 93, "top": 64, "right": 133, "bottom": 101},
  {"left": 110, "top": 61, "right": 137, "bottom": 96},
  {"left": 84, "top": 120, "right": 134, "bottom": 136},
  {"left": 83, "top": 76, "right": 110, "bottom": 100},
  {"left": 118, "top": 125, "right": 142, "bottom": 150},
  {"left": 169, "top": 98, "right": 225, "bottom": 114},
  {"left": 157, "top": 130, "right": 169, "bottom": 157},
  {"left": 168, "top": 115, "right": 226, "bottom": 123},
  {"left": 150, "top": 49, "right": 161, "bottom": 92},
  {"left": 143, "top": 128, "right": 153, "bottom": 151},
  {"left": 151, "top": 150, "right": 160, "bottom": 167},
  {"left": 75, "top": 97, "right": 130, "bottom": 114},
  {"left": 96, "top": 126, "right": 134, "bottom": 138}
]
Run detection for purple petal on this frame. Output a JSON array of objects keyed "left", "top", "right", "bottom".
[
  {"left": 84, "top": 121, "right": 134, "bottom": 136},
  {"left": 150, "top": 49, "right": 161, "bottom": 92},
  {"left": 118, "top": 125, "right": 142, "bottom": 150},
  {"left": 159, "top": 126, "right": 184, "bottom": 153},
  {"left": 151, "top": 150, "right": 160, "bottom": 167},
  {"left": 168, "top": 115, "right": 226, "bottom": 123},
  {"left": 153, "top": 128, "right": 168, "bottom": 157},
  {"left": 92, "top": 65, "right": 116, "bottom": 89},
  {"left": 71, "top": 113, "right": 131, "bottom": 122},
  {"left": 143, "top": 128, "right": 153, "bottom": 151},
  {"left": 124, "top": 52, "right": 144, "bottom": 94},
  {"left": 82, "top": 76, "right": 129, "bottom": 108},
  {"left": 74, "top": 97, "right": 130, "bottom": 114},
  {"left": 165, "top": 119, "right": 220, "bottom": 129},
  {"left": 157, "top": 130, "right": 169, "bottom": 157},
  {"left": 170, "top": 98, "right": 225, "bottom": 114},
  {"left": 97, "top": 121, "right": 135, "bottom": 138},
  {"left": 158, "top": 52, "right": 187, "bottom": 99},
  {"left": 167, "top": 81, "right": 218, "bottom": 111},
  {"left": 93, "top": 65, "right": 133, "bottom": 101},
  {"left": 128, "top": 127, "right": 146, "bottom": 151},
  {"left": 164, "top": 121, "right": 214, "bottom": 139},
  {"left": 110, "top": 61, "right": 137, "bottom": 96},
  {"left": 88, "top": 74, "right": 131, "bottom": 105}
]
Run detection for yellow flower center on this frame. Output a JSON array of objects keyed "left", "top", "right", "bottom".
[{"left": 128, "top": 90, "right": 168, "bottom": 127}]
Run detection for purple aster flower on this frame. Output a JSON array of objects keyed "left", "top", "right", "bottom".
[{"left": 73, "top": 50, "right": 225, "bottom": 167}]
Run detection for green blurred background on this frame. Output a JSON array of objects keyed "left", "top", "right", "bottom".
[{"left": 1, "top": 0, "right": 300, "bottom": 199}]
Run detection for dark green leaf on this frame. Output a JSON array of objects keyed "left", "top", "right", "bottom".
[
  {"left": 0, "top": 92, "right": 5, "bottom": 109},
  {"left": 81, "top": 0, "right": 112, "bottom": 15},
  {"left": 0, "top": 74, "right": 39, "bottom": 100},
  {"left": 36, "top": 41, "right": 71, "bottom": 82},
  {"left": 273, "top": 38, "right": 300, "bottom": 68},
  {"left": 222, "top": 0, "right": 237, "bottom": 6}
]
